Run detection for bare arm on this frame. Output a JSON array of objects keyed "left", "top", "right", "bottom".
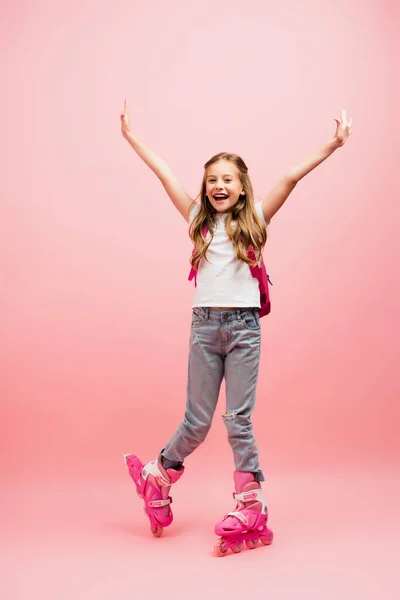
[
  {"left": 262, "top": 109, "right": 353, "bottom": 223},
  {"left": 121, "top": 100, "right": 194, "bottom": 222}
]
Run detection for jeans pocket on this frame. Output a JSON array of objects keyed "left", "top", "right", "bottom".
[
  {"left": 191, "top": 308, "right": 204, "bottom": 328},
  {"left": 241, "top": 310, "right": 260, "bottom": 330}
]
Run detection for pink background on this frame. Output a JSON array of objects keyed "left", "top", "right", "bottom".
[{"left": 2, "top": 1, "right": 399, "bottom": 598}]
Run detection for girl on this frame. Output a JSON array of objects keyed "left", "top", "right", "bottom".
[{"left": 121, "top": 101, "right": 352, "bottom": 556}]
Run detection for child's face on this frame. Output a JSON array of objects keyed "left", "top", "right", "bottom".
[{"left": 205, "top": 160, "right": 244, "bottom": 213}]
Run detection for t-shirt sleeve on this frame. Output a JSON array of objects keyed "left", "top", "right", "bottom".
[{"left": 255, "top": 201, "right": 270, "bottom": 227}]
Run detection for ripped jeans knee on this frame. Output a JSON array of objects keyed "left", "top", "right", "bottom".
[
  {"left": 221, "top": 411, "right": 264, "bottom": 479},
  {"left": 221, "top": 409, "right": 238, "bottom": 422}
]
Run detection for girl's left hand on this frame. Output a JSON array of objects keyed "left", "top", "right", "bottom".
[{"left": 334, "top": 109, "right": 352, "bottom": 146}]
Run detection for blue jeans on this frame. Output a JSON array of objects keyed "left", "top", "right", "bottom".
[{"left": 160, "top": 307, "right": 265, "bottom": 482}]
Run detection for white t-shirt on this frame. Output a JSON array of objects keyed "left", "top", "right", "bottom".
[{"left": 189, "top": 201, "right": 269, "bottom": 309}]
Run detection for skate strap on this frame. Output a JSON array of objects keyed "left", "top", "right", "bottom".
[
  {"left": 234, "top": 489, "right": 264, "bottom": 503},
  {"left": 142, "top": 461, "right": 171, "bottom": 489},
  {"left": 148, "top": 497, "right": 172, "bottom": 508},
  {"left": 225, "top": 511, "right": 249, "bottom": 525},
  {"left": 155, "top": 474, "right": 171, "bottom": 488}
]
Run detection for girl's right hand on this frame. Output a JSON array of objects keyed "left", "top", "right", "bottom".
[{"left": 120, "top": 99, "right": 132, "bottom": 139}]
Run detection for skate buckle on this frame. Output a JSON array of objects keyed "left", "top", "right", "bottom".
[
  {"left": 226, "top": 511, "right": 248, "bottom": 526},
  {"left": 245, "top": 492, "right": 257, "bottom": 501},
  {"left": 234, "top": 491, "right": 258, "bottom": 502},
  {"left": 148, "top": 498, "right": 171, "bottom": 508}
]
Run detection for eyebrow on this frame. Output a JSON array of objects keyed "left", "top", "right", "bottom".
[{"left": 206, "top": 173, "right": 234, "bottom": 178}]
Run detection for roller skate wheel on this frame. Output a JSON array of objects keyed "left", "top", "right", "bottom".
[
  {"left": 245, "top": 538, "right": 259, "bottom": 550},
  {"left": 214, "top": 537, "right": 229, "bottom": 557},
  {"left": 231, "top": 541, "right": 243, "bottom": 554},
  {"left": 152, "top": 524, "right": 163, "bottom": 538},
  {"left": 261, "top": 532, "right": 273, "bottom": 545}
]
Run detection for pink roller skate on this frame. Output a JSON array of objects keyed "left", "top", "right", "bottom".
[
  {"left": 124, "top": 454, "right": 184, "bottom": 537},
  {"left": 214, "top": 471, "right": 273, "bottom": 557}
]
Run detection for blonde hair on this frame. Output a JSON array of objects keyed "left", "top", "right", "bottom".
[{"left": 189, "top": 152, "right": 267, "bottom": 270}]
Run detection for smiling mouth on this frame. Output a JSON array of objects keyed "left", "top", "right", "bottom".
[{"left": 214, "top": 195, "right": 228, "bottom": 201}]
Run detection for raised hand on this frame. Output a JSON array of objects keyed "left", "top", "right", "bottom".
[
  {"left": 334, "top": 108, "right": 352, "bottom": 147},
  {"left": 120, "top": 99, "right": 132, "bottom": 139}
]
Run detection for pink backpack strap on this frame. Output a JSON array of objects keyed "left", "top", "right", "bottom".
[{"left": 247, "top": 245, "right": 272, "bottom": 317}]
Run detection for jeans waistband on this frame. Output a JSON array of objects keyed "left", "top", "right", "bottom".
[{"left": 192, "top": 307, "right": 259, "bottom": 322}]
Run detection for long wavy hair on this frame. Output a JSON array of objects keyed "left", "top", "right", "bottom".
[{"left": 189, "top": 152, "right": 267, "bottom": 270}]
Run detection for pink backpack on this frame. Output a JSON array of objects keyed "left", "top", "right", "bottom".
[{"left": 188, "top": 224, "right": 272, "bottom": 318}]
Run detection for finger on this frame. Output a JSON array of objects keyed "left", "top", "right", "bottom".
[{"left": 348, "top": 117, "right": 353, "bottom": 128}]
